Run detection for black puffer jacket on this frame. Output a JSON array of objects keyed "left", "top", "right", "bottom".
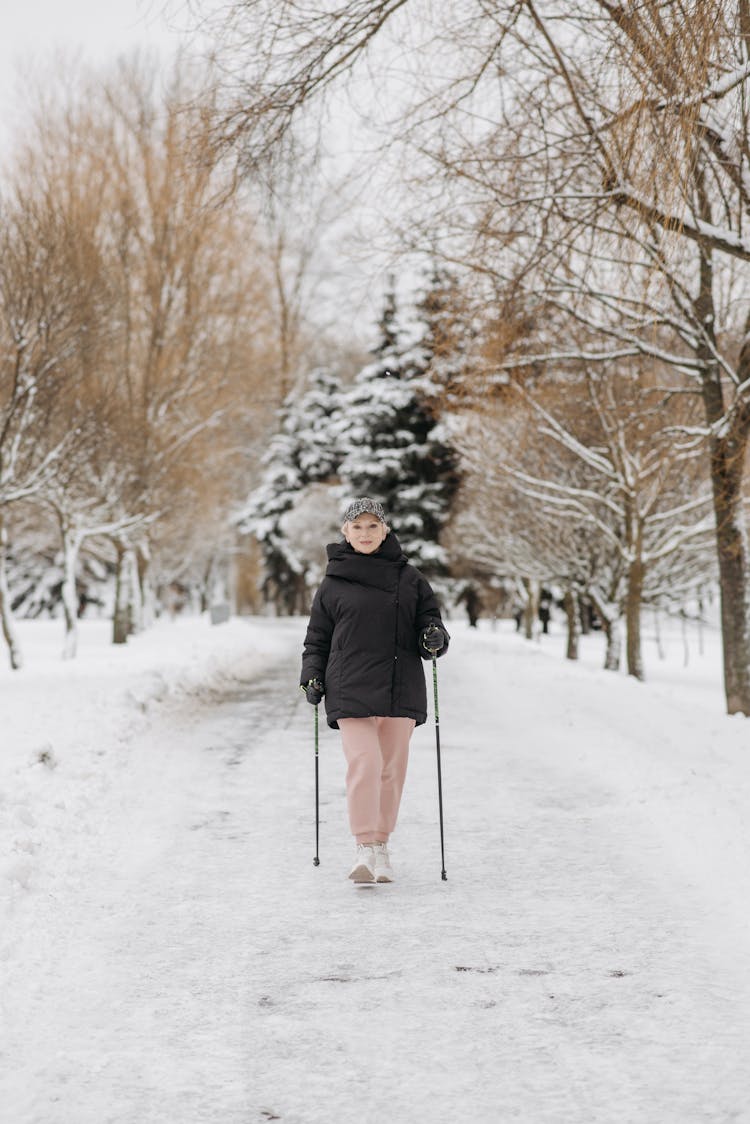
[{"left": 300, "top": 533, "right": 449, "bottom": 729}]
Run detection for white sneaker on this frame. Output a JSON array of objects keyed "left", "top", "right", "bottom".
[
  {"left": 372, "top": 842, "right": 394, "bottom": 883},
  {"left": 348, "top": 844, "right": 376, "bottom": 883}
]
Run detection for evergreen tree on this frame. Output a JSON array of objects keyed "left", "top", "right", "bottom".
[
  {"left": 238, "top": 368, "right": 342, "bottom": 612},
  {"left": 372, "top": 282, "right": 399, "bottom": 359},
  {"left": 334, "top": 282, "right": 460, "bottom": 581},
  {"left": 410, "top": 266, "right": 475, "bottom": 399},
  {"left": 240, "top": 279, "right": 464, "bottom": 608}
]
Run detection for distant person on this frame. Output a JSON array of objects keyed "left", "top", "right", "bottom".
[
  {"left": 300, "top": 498, "right": 449, "bottom": 885},
  {"left": 539, "top": 589, "right": 552, "bottom": 634},
  {"left": 458, "top": 584, "right": 482, "bottom": 628}
]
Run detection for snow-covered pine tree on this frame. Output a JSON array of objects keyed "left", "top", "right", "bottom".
[
  {"left": 410, "top": 266, "right": 476, "bottom": 402},
  {"left": 334, "top": 281, "right": 460, "bottom": 582},
  {"left": 237, "top": 368, "right": 342, "bottom": 613}
]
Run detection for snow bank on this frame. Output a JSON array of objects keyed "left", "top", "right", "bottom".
[
  {"left": 2, "top": 613, "right": 750, "bottom": 1123},
  {"left": 462, "top": 619, "right": 750, "bottom": 962},
  {"left": 0, "top": 615, "right": 287, "bottom": 914}
]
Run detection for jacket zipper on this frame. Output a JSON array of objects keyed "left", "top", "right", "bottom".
[{"left": 390, "top": 572, "right": 401, "bottom": 702}]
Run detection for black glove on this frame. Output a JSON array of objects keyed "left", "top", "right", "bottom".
[
  {"left": 420, "top": 624, "right": 446, "bottom": 654},
  {"left": 301, "top": 678, "right": 324, "bottom": 705}
]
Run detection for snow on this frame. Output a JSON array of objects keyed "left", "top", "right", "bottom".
[{"left": 2, "top": 612, "right": 750, "bottom": 1122}]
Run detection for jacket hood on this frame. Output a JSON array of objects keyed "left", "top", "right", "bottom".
[{"left": 325, "top": 532, "right": 408, "bottom": 591}]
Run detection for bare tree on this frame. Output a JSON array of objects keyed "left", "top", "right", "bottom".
[
  {"left": 413, "top": 3, "right": 750, "bottom": 709},
  {"left": 188, "top": 0, "right": 750, "bottom": 709},
  {"left": 0, "top": 189, "right": 89, "bottom": 668},
  {"left": 250, "top": 137, "right": 360, "bottom": 400},
  {"left": 95, "top": 56, "right": 279, "bottom": 638},
  {"left": 451, "top": 361, "right": 714, "bottom": 678},
  {"left": 0, "top": 52, "right": 282, "bottom": 653},
  {"left": 40, "top": 439, "right": 151, "bottom": 657}
]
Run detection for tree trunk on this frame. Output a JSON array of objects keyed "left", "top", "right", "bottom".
[
  {"left": 522, "top": 577, "right": 539, "bottom": 640},
  {"left": 113, "top": 541, "right": 130, "bottom": 645},
  {"left": 697, "top": 593, "right": 705, "bottom": 656},
  {"left": 580, "top": 598, "right": 592, "bottom": 635},
  {"left": 0, "top": 516, "right": 22, "bottom": 669},
  {"left": 709, "top": 432, "right": 750, "bottom": 713},
  {"left": 563, "top": 587, "right": 580, "bottom": 660},
  {"left": 200, "top": 555, "right": 214, "bottom": 614},
  {"left": 127, "top": 548, "right": 144, "bottom": 634},
  {"left": 653, "top": 609, "right": 665, "bottom": 661},
  {"left": 293, "top": 571, "right": 308, "bottom": 615},
  {"left": 625, "top": 556, "right": 644, "bottom": 680},
  {"left": 697, "top": 239, "right": 750, "bottom": 713},
  {"left": 603, "top": 617, "right": 622, "bottom": 672},
  {"left": 60, "top": 531, "right": 80, "bottom": 660},
  {"left": 680, "top": 611, "right": 689, "bottom": 668},
  {"left": 588, "top": 588, "right": 622, "bottom": 671},
  {"left": 137, "top": 542, "right": 156, "bottom": 628}
]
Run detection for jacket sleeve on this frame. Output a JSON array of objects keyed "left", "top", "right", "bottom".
[
  {"left": 415, "top": 574, "right": 450, "bottom": 660},
  {"left": 300, "top": 583, "right": 334, "bottom": 685}
]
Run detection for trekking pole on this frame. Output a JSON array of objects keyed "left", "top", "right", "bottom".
[
  {"left": 313, "top": 701, "right": 320, "bottom": 867},
  {"left": 429, "top": 648, "right": 448, "bottom": 881}
]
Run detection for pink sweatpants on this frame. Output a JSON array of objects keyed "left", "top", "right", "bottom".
[{"left": 338, "top": 716, "right": 416, "bottom": 843}]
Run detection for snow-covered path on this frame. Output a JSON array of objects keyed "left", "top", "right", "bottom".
[{"left": 3, "top": 618, "right": 750, "bottom": 1123}]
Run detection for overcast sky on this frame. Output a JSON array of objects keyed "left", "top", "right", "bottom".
[
  {"left": 0, "top": 1, "right": 195, "bottom": 147},
  {"left": 2, "top": 0, "right": 186, "bottom": 66},
  {"left": 0, "top": 0, "right": 412, "bottom": 339}
]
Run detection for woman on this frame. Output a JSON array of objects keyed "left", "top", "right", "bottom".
[{"left": 300, "top": 497, "right": 449, "bottom": 884}]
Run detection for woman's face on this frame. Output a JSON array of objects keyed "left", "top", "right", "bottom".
[{"left": 343, "top": 514, "right": 388, "bottom": 554}]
